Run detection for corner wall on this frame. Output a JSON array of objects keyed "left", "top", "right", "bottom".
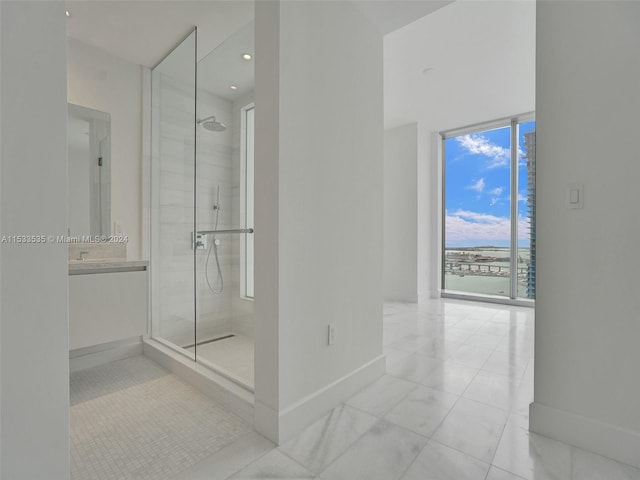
[
  {"left": 1, "top": 2, "right": 69, "bottom": 478},
  {"left": 531, "top": 1, "right": 640, "bottom": 468},
  {"left": 255, "top": 0, "right": 384, "bottom": 443}
]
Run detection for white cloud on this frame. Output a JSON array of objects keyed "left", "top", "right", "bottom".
[
  {"left": 486, "top": 187, "right": 505, "bottom": 206},
  {"left": 451, "top": 210, "right": 504, "bottom": 224},
  {"left": 457, "top": 134, "right": 510, "bottom": 169},
  {"left": 467, "top": 178, "right": 485, "bottom": 193},
  {"left": 446, "top": 209, "right": 530, "bottom": 245}
]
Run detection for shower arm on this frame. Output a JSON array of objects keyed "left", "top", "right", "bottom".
[{"left": 197, "top": 228, "right": 254, "bottom": 235}]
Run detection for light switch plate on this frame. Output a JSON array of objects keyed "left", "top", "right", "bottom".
[{"left": 566, "top": 183, "right": 584, "bottom": 209}]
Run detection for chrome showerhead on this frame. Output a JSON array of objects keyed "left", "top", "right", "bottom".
[{"left": 197, "top": 115, "right": 226, "bottom": 132}]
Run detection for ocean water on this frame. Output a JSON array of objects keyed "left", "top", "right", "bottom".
[{"left": 443, "top": 247, "right": 534, "bottom": 298}]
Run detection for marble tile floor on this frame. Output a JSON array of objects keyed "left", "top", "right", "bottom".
[
  {"left": 74, "top": 299, "right": 640, "bottom": 480},
  {"left": 173, "top": 299, "right": 640, "bottom": 480}
]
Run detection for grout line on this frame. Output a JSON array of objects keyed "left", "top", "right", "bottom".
[
  {"left": 425, "top": 437, "right": 494, "bottom": 471},
  {"left": 346, "top": 381, "right": 418, "bottom": 419},
  {"left": 488, "top": 409, "right": 512, "bottom": 470},
  {"left": 285, "top": 404, "right": 387, "bottom": 478},
  {"left": 221, "top": 444, "right": 277, "bottom": 480},
  {"left": 484, "top": 465, "right": 528, "bottom": 480}
]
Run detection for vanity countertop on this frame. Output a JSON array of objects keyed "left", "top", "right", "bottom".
[{"left": 68, "top": 260, "right": 149, "bottom": 275}]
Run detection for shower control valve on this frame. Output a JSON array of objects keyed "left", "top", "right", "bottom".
[{"left": 191, "top": 232, "right": 208, "bottom": 250}]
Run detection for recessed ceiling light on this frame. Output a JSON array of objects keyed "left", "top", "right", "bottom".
[
  {"left": 65, "top": 10, "right": 71, "bottom": 17},
  {"left": 242, "top": 53, "right": 253, "bottom": 61},
  {"left": 229, "top": 85, "right": 238, "bottom": 91}
]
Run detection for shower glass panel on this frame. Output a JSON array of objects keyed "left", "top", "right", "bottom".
[
  {"left": 150, "top": 23, "right": 255, "bottom": 389},
  {"left": 150, "top": 29, "right": 198, "bottom": 356},
  {"left": 193, "top": 22, "right": 255, "bottom": 388}
]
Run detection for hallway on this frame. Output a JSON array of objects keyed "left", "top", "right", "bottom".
[{"left": 170, "top": 299, "right": 639, "bottom": 480}]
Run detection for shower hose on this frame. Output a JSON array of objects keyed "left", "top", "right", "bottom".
[{"left": 205, "top": 203, "right": 224, "bottom": 294}]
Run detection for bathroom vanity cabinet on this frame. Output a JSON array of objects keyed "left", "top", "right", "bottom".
[{"left": 69, "top": 261, "right": 148, "bottom": 350}]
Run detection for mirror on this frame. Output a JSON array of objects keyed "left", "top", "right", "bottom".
[{"left": 68, "top": 103, "right": 111, "bottom": 237}]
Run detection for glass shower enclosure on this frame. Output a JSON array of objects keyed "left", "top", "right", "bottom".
[{"left": 150, "top": 24, "right": 255, "bottom": 389}]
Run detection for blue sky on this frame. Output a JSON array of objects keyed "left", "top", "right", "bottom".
[{"left": 445, "top": 121, "right": 535, "bottom": 248}]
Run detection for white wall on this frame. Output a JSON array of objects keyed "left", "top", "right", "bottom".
[
  {"left": 384, "top": 124, "right": 418, "bottom": 302},
  {"left": 0, "top": 2, "right": 69, "bottom": 478},
  {"left": 383, "top": 1, "right": 536, "bottom": 298},
  {"left": 255, "top": 0, "right": 384, "bottom": 443},
  {"left": 530, "top": 1, "right": 640, "bottom": 468},
  {"left": 68, "top": 38, "right": 143, "bottom": 259}
]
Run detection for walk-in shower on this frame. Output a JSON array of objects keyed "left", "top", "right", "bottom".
[{"left": 150, "top": 22, "right": 256, "bottom": 391}]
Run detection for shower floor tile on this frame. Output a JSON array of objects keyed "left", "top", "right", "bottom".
[
  {"left": 70, "top": 355, "right": 252, "bottom": 480},
  {"left": 187, "top": 334, "right": 255, "bottom": 387}
]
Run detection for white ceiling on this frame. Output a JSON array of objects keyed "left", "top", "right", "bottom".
[
  {"left": 353, "top": 0, "right": 452, "bottom": 34},
  {"left": 66, "top": 1, "right": 255, "bottom": 67},
  {"left": 198, "top": 21, "right": 255, "bottom": 100},
  {"left": 153, "top": 18, "right": 255, "bottom": 100},
  {"left": 66, "top": 0, "right": 454, "bottom": 104},
  {"left": 66, "top": 1, "right": 452, "bottom": 68},
  {"left": 383, "top": 1, "right": 536, "bottom": 130}
]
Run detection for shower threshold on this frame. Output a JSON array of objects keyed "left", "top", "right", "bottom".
[
  {"left": 185, "top": 334, "right": 254, "bottom": 388},
  {"left": 142, "top": 337, "right": 254, "bottom": 423}
]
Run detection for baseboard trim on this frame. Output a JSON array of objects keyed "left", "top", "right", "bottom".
[
  {"left": 255, "top": 355, "right": 385, "bottom": 444},
  {"left": 143, "top": 338, "right": 254, "bottom": 424},
  {"left": 418, "top": 291, "right": 438, "bottom": 302},
  {"left": 530, "top": 401, "right": 640, "bottom": 469},
  {"left": 384, "top": 291, "right": 419, "bottom": 303},
  {"left": 69, "top": 336, "right": 143, "bottom": 372},
  {"left": 254, "top": 400, "right": 279, "bottom": 443}
]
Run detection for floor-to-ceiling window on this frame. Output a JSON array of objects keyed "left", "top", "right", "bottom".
[{"left": 442, "top": 115, "right": 535, "bottom": 302}]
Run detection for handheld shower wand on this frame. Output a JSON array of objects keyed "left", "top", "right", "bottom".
[
  {"left": 213, "top": 186, "right": 221, "bottom": 211},
  {"left": 205, "top": 185, "right": 224, "bottom": 294}
]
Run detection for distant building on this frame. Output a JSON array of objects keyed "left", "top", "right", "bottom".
[{"left": 524, "top": 130, "right": 536, "bottom": 299}]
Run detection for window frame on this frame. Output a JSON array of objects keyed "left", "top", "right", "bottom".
[{"left": 440, "top": 112, "right": 535, "bottom": 306}]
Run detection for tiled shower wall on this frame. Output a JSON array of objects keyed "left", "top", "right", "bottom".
[
  {"left": 153, "top": 70, "right": 254, "bottom": 346},
  {"left": 195, "top": 88, "right": 235, "bottom": 341}
]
